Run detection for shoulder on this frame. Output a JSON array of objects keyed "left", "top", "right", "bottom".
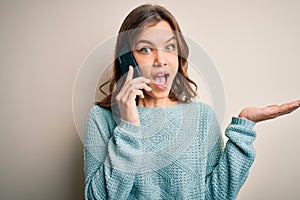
[
  {"left": 87, "top": 105, "right": 116, "bottom": 128},
  {"left": 89, "top": 105, "right": 112, "bottom": 118},
  {"left": 187, "top": 102, "right": 222, "bottom": 143}
]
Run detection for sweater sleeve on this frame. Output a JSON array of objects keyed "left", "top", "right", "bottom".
[
  {"left": 84, "top": 106, "right": 142, "bottom": 200},
  {"left": 205, "top": 110, "right": 256, "bottom": 200}
]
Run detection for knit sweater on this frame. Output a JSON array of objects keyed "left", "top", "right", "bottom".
[{"left": 84, "top": 101, "right": 256, "bottom": 200}]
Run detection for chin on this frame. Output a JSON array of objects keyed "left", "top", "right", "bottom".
[{"left": 146, "top": 89, "right": 170, "bottom": 100}]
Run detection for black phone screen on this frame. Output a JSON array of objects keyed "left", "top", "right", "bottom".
[{"left": 117, "top": 44, "right": 142, "bottom": 78}]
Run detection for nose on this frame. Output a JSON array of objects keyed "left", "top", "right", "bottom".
[{"left": 153, "top": 48, "right": 167, "bottom": 67}]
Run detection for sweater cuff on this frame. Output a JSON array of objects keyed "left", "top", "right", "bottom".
[{"left": 231, "top": 117, "right": 256, "bottom": 129}]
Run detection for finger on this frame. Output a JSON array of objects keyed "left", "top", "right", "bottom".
[
  {"left": 287, "top": 99, "right": 300, "bottom": 106},
  {"left": 293, "top": 99, "right": 300, "bottom": 107},
  {"left": 128, "top": 89, "right": 144, "bottom": 100},
  {"left": 122, "top": 81, "right": 145, "bottom": 99},
  {"left": 131, "top": 76, "right": 151, "bottom": 84},
  {"left": 135, "top": 89, "right": 144, "bottom": 99},
  {"left": 282, "top": 100, "right": 300, "bottom": 108},
  {"left": 128, "top": 81, "right": 152, "bottom": 91},
  {"left": 123, "top": 77, "right": 151, "bottom": 92},
  {"left": 125, "top": 65, "right": 134, "bottom": 82},
  {"left": 119, "top": 79, "right": 149, "bottom": 102},
  {"left": 266, "top": 100, "right": 299, "bottom": 113},
  {"left": 143, "top": 84, "right": 152, "bottom": 92},
  {"left": 120, "top": 67, "right": 135, "bottom": 95},
  {"left": 272, "top": 101, "right": 300, "bottom": 116},
  {"left": 123, "top": 81, "right": 146, "bottom": 93},
  {"left": 123, "top": 76, "right": 151, "bottom": 91},
  {"left": 267, "top": 100, "right": 298, "bottom": 109},
  {"left": 279, "top": 101, "right": 299, "bottom": 111},
  {"left": 267, "top": 104, "right": 278, "bottom": 108}
]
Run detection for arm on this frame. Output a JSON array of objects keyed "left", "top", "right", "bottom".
[
  {"left": 205, "top": 109, "right": 256, "bottom": 200},
  {"left": 205, "top": 99, "right": 300, "bottom": 199},
  {"left": 84, "top": 107, "right": 141, "bottom": 200},
  {"left": 84, "top": 66, "right": 152, "bottom": 199}
]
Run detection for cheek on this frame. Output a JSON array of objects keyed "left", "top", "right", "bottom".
[
  {"left": 133, "top": 52, "right": 151, "bottom": 77},
  {"left": 167, "top": 55, "right": 179, "bottom": 73},
  {"left": 139, "top": 66, "right": 152, "bottom": 78},
  {"left": 133, "top": 51, "right": 149, "bottom": 66}
]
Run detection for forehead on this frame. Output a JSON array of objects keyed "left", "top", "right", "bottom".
[{"left": 135, "top": 21, "right": 175, "bottom": 44}]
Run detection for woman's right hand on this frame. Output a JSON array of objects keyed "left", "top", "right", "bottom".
[{"left": 116, "top": 66, "right": 152, "bottom": 126}]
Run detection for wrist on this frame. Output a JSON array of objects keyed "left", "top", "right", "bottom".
[
  {"left": 121, "top": 116, "right": 140, "bottom": 126},
  {"left": 238, "top": 113, "right": 257, "bottom": 123}
]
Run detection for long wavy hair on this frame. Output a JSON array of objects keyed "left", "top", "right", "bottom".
[{"left": 97, "top": 4, "right": 198, "bottom": 108}]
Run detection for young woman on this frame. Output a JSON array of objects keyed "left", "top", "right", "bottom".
[{"left": 84, "top": 4, "right": 300, "bottom": 200}]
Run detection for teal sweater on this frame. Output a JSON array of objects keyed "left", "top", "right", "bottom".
[{"left": 84, "top": 102, "right": 256, "bottom": 200}]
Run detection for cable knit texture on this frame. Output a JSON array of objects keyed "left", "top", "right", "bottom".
[{"left": 84, "top": 101, "right": 256, "bottom": 200}]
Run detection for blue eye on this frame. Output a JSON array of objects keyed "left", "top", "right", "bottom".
[
  {"left": 139, "top": 47, "right": 152, "bottom": 54},
  {"left": 165, "top": 44, "right": 176, "bottom": 51}
]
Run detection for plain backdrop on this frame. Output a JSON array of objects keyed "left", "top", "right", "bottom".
[{"left": 1, "top": 0, "right": 300, "bottom": 200}]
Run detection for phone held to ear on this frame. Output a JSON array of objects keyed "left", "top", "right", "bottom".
[{"left": 117, "top": 44, "right": 142, "bottom": 79}]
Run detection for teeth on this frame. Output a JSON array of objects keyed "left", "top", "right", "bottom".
[{"left": 157, "top": 73, "right": 168, "bottom": 77}]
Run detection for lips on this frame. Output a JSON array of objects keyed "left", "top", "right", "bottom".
[{"left": 152, "top": 72, "right": 169, "bottom": 88}]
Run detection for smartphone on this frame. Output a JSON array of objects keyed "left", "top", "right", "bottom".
[{"left": 117, "top": 44, "right": 142, "bottom": 78}]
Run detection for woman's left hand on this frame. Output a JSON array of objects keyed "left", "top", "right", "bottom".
[{"left": 238, "top": 99, "right": 300, "bottom": 123}]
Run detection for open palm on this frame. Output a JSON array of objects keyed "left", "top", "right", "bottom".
[{"left": 238, "top": 100, "right": 300, "bottom": 123}]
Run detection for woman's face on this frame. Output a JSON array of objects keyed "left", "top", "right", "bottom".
[{"left": 132, "top": 20, "right": 179, "bottom": 100}]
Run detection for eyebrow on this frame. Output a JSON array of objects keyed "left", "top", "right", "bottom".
[{"left": 135, "top": 36, "right": 176, "bottom": 46}]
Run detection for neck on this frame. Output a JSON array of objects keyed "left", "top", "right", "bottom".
[{"left": 137, "top": 94, "right": 179, "bottom": 108}]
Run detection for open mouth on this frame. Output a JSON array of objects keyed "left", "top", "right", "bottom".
[{"left": 152, "top": 72, "right": 169, "bottom": 88}]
